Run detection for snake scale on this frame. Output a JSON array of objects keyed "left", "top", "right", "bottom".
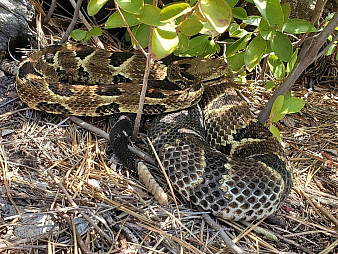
[{"left": 16, "top": 43, "right": 292, "bottom": 221}]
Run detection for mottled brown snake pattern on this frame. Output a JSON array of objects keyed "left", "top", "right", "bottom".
[{"left": 16, "top": 43, "right": 292, "bottom": 221}]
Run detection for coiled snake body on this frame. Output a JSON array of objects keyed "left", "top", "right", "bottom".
[{"left": 16, "top": 44, "right": 292, "bottom": 221}]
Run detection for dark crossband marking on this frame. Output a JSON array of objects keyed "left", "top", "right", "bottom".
[
  {"left": 43, "top": 45, "right": 62, "bottom": 64},
  {"left": 232, "top": 122, "right": 272, "bottom": 141},
  {"left": 143, "top": 104, "right": 167, "bottom": 114},
  {"left": 145, "top": 90, "right": 166, "bottom": 98},
  {"left": 18, "top": 62, "right": 43, "bottom": 80},
  {"left": 94, "top": 86, "right": 124, "bottom": 96},
  {"left": 48, "top": 83, "right": 74, "bottom": 97},
  {"left": 112, "top": 74, "right": 132, "bottom": 83},
  {"left": 36, "top": 102, "right": 70, "bottom": 115},
  {"left": 109, "top": 52, "right": 136, "bottom": 67},
  {"left": 55, "top": 67, "right": 67, "bottom": 81},
  {"left": 77, "top": 66, "right": 90, "bottom": 83},
  {"left": 45, "top": 52, "right": 56, "bottom": 64},
  {"left": 95, "top": 102, "right": 120, "bottom": 115},
  {"left": 75, "top": 48, "right": 95, "bottom": 60}
]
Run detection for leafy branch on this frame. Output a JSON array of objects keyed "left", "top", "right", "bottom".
[{"left": 258, "top": 12, "right": 338, "bottom": 123}]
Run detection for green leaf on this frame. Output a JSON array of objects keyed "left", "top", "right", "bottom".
[
  {"left": 176, "top": 33, "right": 189, "bottom": 53},
  {"left": 180, "top": 35, "right": 209, "bottom": 57},
  {"left": 271, "top": 31, "right": 292, "bottom": 62},
  {"left": 261, "top": 30, "right": 275, "bottom": 41},
  {"left": 244, "top": 16, "right": 261, "bottom": 26},
  {"left": 87, "top": 0, "right": 108, "bottom": 16},
  {"left": 124, "top": 30, "right": 131, "bottom": 42},
  {"left": 283, "top": 91, "right": 292, "bottom": 101},
  {"left": 281, "top": 2, "right": 291, "bottom": 22},
  {"left": 199, "top": 39, "right": 220, "bottom": 57},
  {"left": 259, "top": 18, "right": 274, "bottom": 40},
  {"left": 253, "top": 0, "right": 284, "bottom": 30},
  {"left": 272, "top": 95, "right": 284, "bottom": 112},
  {"left": 265, "top": 80, "right": 275, "bottom": 90},
  {"left": 224, "top": 0, "right": 238, "bottom": 8},
  {"left": 83, "top": 26, "right": 102, "bottom": 41},
  {"left": 270, "top": 95, "right": 285, "bottom": 123},
  {"left": 160, "top": 3, "right": 191, "bottom": 22},
  {"left": 244, "top": 34, "right": 266, "bottom": 71},
  {"left": 268, "top": 55, "right": 285, "bottom": 79},
  {"left": 225, "top": 34, "right": 251, "bottom": 57},
  {"left": 234, "top": 70, "right": 247, "bottom": 83},
  {"left": 199, "top": 21, "right": 218, "bottom": 35},
  {"left": 327, "top": 12, "right": 335, "bottom": 20},
  {"left": 271, "top": 112, "right": 286, "bottom": 123},
  {"left": 71, "top": 29, "right": 87, "bottom": 41},
  {"left": 116, "top": 0, "right": 144, "bottom": 15},
  {"left": 152, "top": 27, "right": 178, "bottom": 59},
  {"left": 324, "top": 43, "right": 336, "bottom": 56},
  {"left": 179, "top": 18, "right": 203, "bottom": 36},
  {"left": 157, "top": 23, "right": 177, "bottom": 39},
  {"left": 229, "top": 23, "right": 248, "bottom": 38},
  {"left": 88, "top": 26, "right": 102, "bottom": 37},
  {"left": 84, "top": 34, "right": 91, "bottom": 42},
  {"left": 105, "top": 10, "right": 140, "bottom": 28},
  {"left": 232, "top": 7, "right": 247, "bottom": 20},
  {"left": 132, "top": 24, "right": 150, "bottom": 49},
  {"left": 200, "top": 0, "right": 232, "bottom": 34},
  {"left": 286, "top": 48, "right": 298, "bottom": 74},
  {"left": 283, "top": 19, "right": 318, "bottom": 34},
  {"left": 269, "top": 124, "right": 281, "bottom": 140},
  {"left": 135, "top": 4, "right": 161, "bottom": 26},
  {"left": 281, "top": 97, "right": 305, "bottom": 114},
  {"left": 228, "top": 52, "right": 245, "bottom": 72}
]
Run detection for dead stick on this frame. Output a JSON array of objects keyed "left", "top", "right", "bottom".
[
  {"left": 132, "top": 48, "right": 153, "bottom": 140},
  {"left": 57, "top": 207, "right": 95, "bottom": 254},
  {"left": 0, "top": 144, "right": 21, "bottom": 216},
  {"left": 68, "top": 116, "right": 156, "bottom": 165},
  {"left": 115, "top": 5, "right": 147, "bottom": 56},
  {"left": 42, "top": 0, "right": 57, "bottom": 25},
  {"left": 201, "top": 212, "right": 246, "bottom": 254},
  {"left": 131, "top": 30, "right": 156, "bottom": 140},
  {"left": 274, "top": 232, "right": 315, "bottom": 254},
  {"left": 308, "top": 196, "right": 338, "bottom": 228},
  {"left": 60, "top": 0, "right": 83, "bottom": 43},
  {"left": 47, "top": 168, "right": 114, "bottom": 245}
]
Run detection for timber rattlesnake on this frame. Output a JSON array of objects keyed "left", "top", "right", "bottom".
[{"left": 15, "top": 43, "right": 292, "bottom": 221}]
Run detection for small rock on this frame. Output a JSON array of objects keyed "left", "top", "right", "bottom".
[{"left": 1, "top": 129, "right": 14, "bottom": 137}]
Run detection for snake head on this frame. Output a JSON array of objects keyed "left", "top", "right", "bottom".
[{"left": 167, "top": 57, "right": 230, "bottom": 88}]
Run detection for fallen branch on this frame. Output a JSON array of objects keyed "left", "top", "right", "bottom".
[
  {"left": 68, "top": 116, "right": 156, "bottom": 165},
  {"left": 201, "top": 212, "right": 246, "bottom": 254},
  {"left": 47, "top": 168, "right": 114, "bottom": 245},
  {"left": 59, "top": 0, "right": 82, "bottom": 44},
  {"left": 42, "top": 0, "right": 57, "bottom": 25}
]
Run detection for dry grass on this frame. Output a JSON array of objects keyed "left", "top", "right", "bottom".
[{"left": 0, "top": 3, "right": 337, "bottom": 253}]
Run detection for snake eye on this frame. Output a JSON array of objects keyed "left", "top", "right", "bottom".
[
  {"left": 178, "top": 63, "right": 192, "bottom": 71},
  {"left": 181, "top": 71, "right": 196, "bottom": 81}
]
